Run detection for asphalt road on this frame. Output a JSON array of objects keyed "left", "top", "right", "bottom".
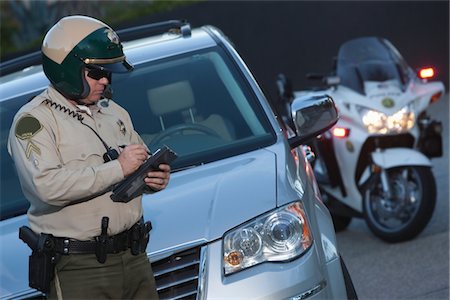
[{"left": 336, "top": 94, "right": 449, "bottom": 300}]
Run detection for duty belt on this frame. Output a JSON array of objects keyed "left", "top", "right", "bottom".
[
  {"left": 52, "top": 218, "right": 152, "bottom": 259},
  {"left": 53, "top": 229, "right": 130, "bottom": 255},
  {"left": 19, "top": 217, "right": 152, "bottom": 292}
]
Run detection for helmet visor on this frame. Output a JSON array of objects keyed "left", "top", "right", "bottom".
[{"left": 84, "top": 56, "right": 134, "bottom": 73}]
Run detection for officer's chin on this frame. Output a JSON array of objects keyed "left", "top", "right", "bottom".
[{"left": 86, "top": 93, "right": 104, "bottom": 104}]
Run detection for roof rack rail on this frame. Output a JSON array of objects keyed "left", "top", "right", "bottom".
[
  {"left": 0, "top": 19, "right": 191, "bottom": 77},
  {"left": 119, "top": 19, "right": 191, "bottom": 42},
  {"left": 0, "top": 51, "right": 42, "bottom": 76}
]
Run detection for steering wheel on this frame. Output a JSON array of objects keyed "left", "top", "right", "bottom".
[{"left": 150, "top": 123, "right": 221, "bottom": 146}]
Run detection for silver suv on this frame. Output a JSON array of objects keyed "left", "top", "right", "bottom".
[{"left": 0, "top": 20, "right": 356, "bottom": 299}]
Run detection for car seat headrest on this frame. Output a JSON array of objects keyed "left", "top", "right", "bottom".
[{"left": 147, "top": 81, "right": 195, "bottom": 116}]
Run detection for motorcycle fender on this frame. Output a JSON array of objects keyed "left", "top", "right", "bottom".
[{"left": 371, "top": 148, "right": 432, "bottom": 169}]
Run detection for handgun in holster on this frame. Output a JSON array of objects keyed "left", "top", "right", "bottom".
[
  {"left": 130, "top": 221, "right": 152, "bottom": 255},
  {"left": 19, "top": 226, "right": 59, "bottom": 293}
]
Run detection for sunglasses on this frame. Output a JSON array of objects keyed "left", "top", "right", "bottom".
[{"left": 86, "top": 68, "right": 112, "bottom": 82}]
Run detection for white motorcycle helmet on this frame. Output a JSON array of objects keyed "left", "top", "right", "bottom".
[{"left": 42, "top": 15, "right": 133, "bottom": 100}]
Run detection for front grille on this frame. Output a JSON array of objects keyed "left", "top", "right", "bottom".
[{"left": 151, "top": 246, "right": 203, "bottom": 300}]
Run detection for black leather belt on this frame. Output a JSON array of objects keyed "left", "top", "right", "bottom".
[
  {"left": 53, "top": 229, "right": 129, "bottom": 255},
  {"left": 51, "top": 219, "right": 152, "bottom": 255}
]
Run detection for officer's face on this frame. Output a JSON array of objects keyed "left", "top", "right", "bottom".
[{"left": 81, "top": 70, "right": 110, "bottom": 105}]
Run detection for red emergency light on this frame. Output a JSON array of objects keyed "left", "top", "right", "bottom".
[
  {"left": 332, "top": 127, "right": 350, "bottom": 138},
  {"left": 418, "top": 67, "right": 435, "bottom": 79}
]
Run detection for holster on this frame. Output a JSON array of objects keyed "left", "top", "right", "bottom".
[
  {"left": 130, "top": 220, "right": 152, "bottom": 256},
  {"left": 19, "top": 226, "right": 60, "bottom": 293},
  {"left": 93, "top": 217, "right": 152, "bottom": 263},
  {"left": 95, "top": 217, "right": 109, "bottom": 264}
]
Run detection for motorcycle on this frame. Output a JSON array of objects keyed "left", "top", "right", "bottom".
[{"left": 277, "top": 36, "right": 445, "bottom": 242}]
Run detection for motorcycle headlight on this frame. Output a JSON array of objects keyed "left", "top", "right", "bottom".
[
  {"left": 358, "top": 104, "right": 415, "bottom": 134},
  {"left": 223, "top": 201, "right": 313, "bottom": 276}
]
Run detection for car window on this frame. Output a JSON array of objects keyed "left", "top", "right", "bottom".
[
  {"left": 113, "top": 46, "right": 276, "bottom": 170},
  {"left": 0, "top": 95, "right": 33, "bottom": 220}
]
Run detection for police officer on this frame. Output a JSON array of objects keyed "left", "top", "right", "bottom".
[{"left": 8, "top": 15, "right": 169, "bottom": 299}]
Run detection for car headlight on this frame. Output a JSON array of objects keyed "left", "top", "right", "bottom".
[
  {"left": 358, "top": 104, "right": 415, "bottom": 134},
  {"left": 223, "top": 201, "right": 313, "bottom": 275}
]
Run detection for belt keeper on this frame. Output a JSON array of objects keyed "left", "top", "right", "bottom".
[{"left": 63, "top": 239, "right": 69, "bottom": 255}]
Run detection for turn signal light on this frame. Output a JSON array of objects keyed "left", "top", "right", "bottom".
[
  {"left": 332, "top": 127, "right": 350, "bottom": 138},
  {"left": 418, "top": 67, "right": 435, "bottom": 79},
  {"left": 430, "top": 91, "right": 442, "bottom": 104},
  {"left": 224, "top": 250, "right": 243, "bottom": 266}
]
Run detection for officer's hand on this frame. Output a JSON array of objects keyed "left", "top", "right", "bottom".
[
  {"left": 144, "top": 164, "right": 171, "bottom": 191},
  {"left": 117, "top": 144, "right": 148, "bottom": 177}
]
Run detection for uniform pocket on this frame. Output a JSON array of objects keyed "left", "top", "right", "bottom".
[{"left": 59, "top": 142, "right": 104, "bottom": 166}]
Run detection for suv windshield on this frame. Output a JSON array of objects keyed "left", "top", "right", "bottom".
[
  {"left": 113, "top": 46, "right": 275, "bottom": 169},
  {"left": 0, "top": 46, "right": 276, "bottom": 220},
  {"left": 336, "top": 37, "right": 412, "bottom": 95}
]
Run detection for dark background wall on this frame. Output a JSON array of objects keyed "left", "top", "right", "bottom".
[{"left": 122, "top": 0, "right": 449, "bottom": 105}]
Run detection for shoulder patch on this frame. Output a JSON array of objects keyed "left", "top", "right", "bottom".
[
  {"left": 15, "top": 115, "right": 42, "bottom": 158},
  {"left": 15, "top": 115, "right": 43, "bottom": 140}
]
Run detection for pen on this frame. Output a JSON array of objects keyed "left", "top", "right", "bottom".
[{"left": 119, "top": 144, "right": 152, "bottom": 155}]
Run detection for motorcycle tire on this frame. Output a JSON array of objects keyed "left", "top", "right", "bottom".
[
  {"left": 363, "top": 166, "right": 436, "bottom": 243},
  {"left": 332, "top": 214, "right": 352, "bottom": 232}
]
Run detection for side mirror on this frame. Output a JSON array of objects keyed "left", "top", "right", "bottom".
[{"left": 288, "top": 94, "right": 338, "bottom": 149}]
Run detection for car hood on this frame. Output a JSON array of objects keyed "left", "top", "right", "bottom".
[
  {"left": 0, "top": 215, "right": 34, "bottom": 299},
  {"left": 0, "top": 149, "right": 277, "bottom": 298},
  {"left": 143, "top": 149, "right": 277, "bottom": 261}
]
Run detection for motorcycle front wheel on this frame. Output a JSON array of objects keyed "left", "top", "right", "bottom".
[{"left": 363, "top": 166, "right": 436, "bottom": 243}]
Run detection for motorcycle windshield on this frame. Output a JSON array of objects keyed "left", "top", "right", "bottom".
[{"left": 336, "top": 37, "right": 411, "bottom": 95}]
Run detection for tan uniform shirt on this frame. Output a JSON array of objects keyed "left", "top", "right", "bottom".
[{"left": 8, "top": 86, "right": 145, "bottom": 240}]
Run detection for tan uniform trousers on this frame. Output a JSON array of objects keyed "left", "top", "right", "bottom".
[{"left": 48, "top": 249, "right": 158, "bottom": 300}]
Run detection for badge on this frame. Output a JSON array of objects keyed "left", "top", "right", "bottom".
[
  {"left": 381, "top": 98, "right": 395, "bottom": 108},
  {"left": 106, "top": 28, "right": 120, "bottom": 44},
  {"left": 346, "top": 140, "right": 354, "bottom": 152},
  {"left": 15, "top": 115, "right": 42, "bottom": 159},
  {"left": 117, "top": 119, "right": 126, "bottom": 135}
]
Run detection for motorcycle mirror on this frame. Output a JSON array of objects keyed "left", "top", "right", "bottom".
[
  {"left": 325, "top": 76, "right": 341, "bottom": 86},
  {"left": 306, "top": 73, "right": 325, "bottom": 81},
  {"left": 276, "top": 73, "right": 294, "bottom": 101},
  {"left": 288, "top": 94, "right": 338, "bottom": 149},
  {"left": 307, "top": 73, "right": 340, "bottom": 87}
]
